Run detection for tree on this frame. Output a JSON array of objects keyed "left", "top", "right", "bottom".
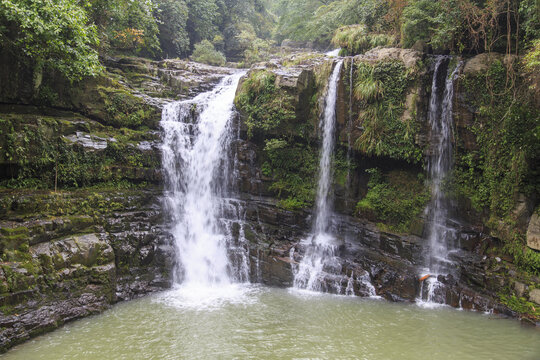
[
  {"left": 190, "top": 40, "right": 226, "bottom": 65},
  {"left": 0, "top": 0, "right": 102, "bottom": 83},
  {"left": 155, "top": 0, "right": 190, "bottom": 57},
  {"left": 186, "top": 0, "right": 221, "bottom": 45}
]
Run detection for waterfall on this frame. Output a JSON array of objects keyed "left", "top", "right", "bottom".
[
  {"left": 346, "top": 58, "right": 354, "bottom": 192},
  {"left": 421, "top": 57, "right": 462, "bottom": 302},
  {"left": 161, "top": 72, "right": 248, "bottom": 288},
  {"left": 293, "top": 60, "right": 343, "bottom": 292}
]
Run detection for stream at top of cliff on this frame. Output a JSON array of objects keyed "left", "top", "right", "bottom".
[{"left": 1, "top": 286, "right": 539, "bottom": 359}]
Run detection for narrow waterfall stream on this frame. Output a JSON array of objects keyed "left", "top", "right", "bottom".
[
  {"left": 422, "top": 57, "right": 463, "bottom": 303},
  {"left": 293, "top": 60, "right": 350, "bottom": 293},
  {"left": 161, "top": 72, "right": 249, "bottom": 299}
]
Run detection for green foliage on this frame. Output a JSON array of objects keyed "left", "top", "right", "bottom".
[
  {"left": 0, "top": 0, "right": 102, "bottom": 82},
  {"left": 236, "top": 25, "right": 274, "bottom": 65},
  {"left": 400, "top": 0, "right": 464, "bottom": 51},
  {"left": 101, "top": 88, "right": 156, "bottom": 129},
  {"left": 352, "top": 60, "right": 423, "bottom": 163},
  {"left": 454, "top": 60, "right": 540, "bottom": 218},
  {"left": 155, "top": 0, "right": 190, "bottom": 57},
  {"left": 186, "top": 0, "right": 220, "bottom": 44},
  {"left": 523, "top": 39, "right": 540, "bottom": 71},
  {"left": 500, "top": 293, "right": 540, "bottom": 320},
  {"left": 519, "top": 0, "right": 540, "bottom": 44},
  {"left": 452, "top": 59, "right": 539, "bottom": 274},
  {"left": 401, "top": 0, "right": 442, "bottom": 48},
  {"left": 274, "top": 0, "right": 388, "bottom": 46},
  {"left": 263, "top": 139, "right": 318, "bottom": 211},
  {"left": 332, "top": 25, "right": 394, "bottom": 55},
  {"left": 504, "top": 238, "right": 540, "bottom": 276},
  {"left": 0, "top": 115, "right": 158, "bottom": 190},
  {"left": 190, "top": 40, "right": 226, "bottom": 66},
  {"left": 235, "top": 70, "right": 296, "bottom": 136},
  {"left": 356, "top": 168, "right": 429, "bottom": 233},
  {"left": 89, "top": 0, "right": 160, "bottom": 56}
]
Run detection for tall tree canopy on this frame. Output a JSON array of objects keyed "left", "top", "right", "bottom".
[{"left": 0, "top": 0, "right": 101, "bottom": 81}]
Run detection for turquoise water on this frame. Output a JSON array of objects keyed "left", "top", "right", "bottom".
[{"left": 2, "top": 286, "right": 539, "bottom": 360}]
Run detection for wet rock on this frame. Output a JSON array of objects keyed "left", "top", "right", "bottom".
[
  {"left": 64, "top": 132, "right": 112, "bottom": 150},
  {"left": 529, "top": 289, "right": 540, "bottom": 305},
  {"left": 363, "top": 47, "right": 422, "bottom": 69},
  {"left": 31, "top": 233, "right": 114, "bottom": 268},
  {"left": 514, "top": 281, "right": 527, "bottom": 297},
  {"left": 526, "top": 213, "right": 540, "bottom": 251}
]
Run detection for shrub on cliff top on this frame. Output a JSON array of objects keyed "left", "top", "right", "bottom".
[{"left": 332, "top": 25, "right": 394, "bottom": 55}]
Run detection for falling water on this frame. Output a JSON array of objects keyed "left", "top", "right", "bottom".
[
  {"left": 293, "top": 61, "right": 344, "bottom": 292},
  {"left": 346, "top": 58, "right": 355, "bottom": 192},
  {"left": 421, "top": 57, "right": 463, "bottom": 302},
  {"left": 161, "top": 72, "right": 249, "bottom": 289}
]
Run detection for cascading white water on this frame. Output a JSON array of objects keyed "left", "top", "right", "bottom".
[
  {"left": 293, "top": 61, "right": 343, "bottom": 292},
  {"left": 161, "top": 72, "right": 248, "bottom": 289},
  {"left": 346, "top": 58, "right": 354, "bottom": 190},
  {"left": 421, "top": 57, "right": 463, "bottom": 303}
]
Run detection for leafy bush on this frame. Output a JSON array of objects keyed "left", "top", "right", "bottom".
[
  {"left": 155, "top": 0, "right": 190, "bottom": 57},
  {"left": 332, "top": 25, "right": 394, "bottom": 55},
  {"left": 92, "top": 0, "right": 161, "bottom": 57},
  {"left": 356, "top": 168, "right": 429, "bottom": 233},
  {"left": 235, "top": 70, "right": 295, "bottom": 136},
  {"left": 190, "top": 40, "right": 226, "bottom": 66},
  {"left": 400, "top": 0, "right": 462, "bottom": 51},
  {"left": 274, "top": 0, "right": 389, "bottom": 47},
  {"left": 262, "top": 139, "right": 318, "bottom": 211},
  {"left": 0, "top": 0, "right": 102, "bottom": 82},
  {"left": 352, "top": 60, "right": 423, "bottom": 163}
]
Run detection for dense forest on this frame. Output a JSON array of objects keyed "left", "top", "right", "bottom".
[{"left": 1, "top": 0, "right": 539, "bottom": 78}]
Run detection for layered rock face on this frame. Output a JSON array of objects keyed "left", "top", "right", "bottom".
[
  {"left": 0, "top": 47, "right": 538, "bottom": 352},
  {"left": 232, "top": 48, "right": 539, "bottom": 322},
  {"left": 0, "top": 55, "right": 233, "bottom": 351},
  {"left": 0, "top": 189, "right": 172, "bottom": 351}
]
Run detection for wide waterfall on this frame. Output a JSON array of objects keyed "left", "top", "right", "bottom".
[
  {"left": 422, "top": 57, "right": 463, "bottom": 302},
  {"left": 161, "top": 72, "right": 249, "bottom": 290},
  {"left": 293, "top": 60, "right": 345, "bottom": 292}
]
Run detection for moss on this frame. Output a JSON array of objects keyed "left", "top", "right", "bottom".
[
  {"left": 0, "top": 228, "right": 29, "bottom": 254},
  {"left": 262, "top": 139, "right": 319, "bottom": 211},
  {"left": 453, "top": 58, "right": 539, "bottom": 274},
  {"left": 454, "top": 60, "right": 539, "bottom": 217},
  {"left": 282, "top": 53, "right": 325, "bottom": 67},
  {"left": 0, "top": 111, "right": 159, "bottom": 190},
  {"left": 356, "top": 168, "right": 429, "bottom": 233},
  {"left": 99, "top": 86, "right": 157, "bottom": 129},
  {"left": 235, "top": 70, "right": 296, "bottom": 137},
  {"left": 352, "top": 60, "right": 424, "bottom": 163},
  {"left": 1, "top": 264, "right": 37, "bottom": 293},
  {"left": 499, "top": 293, "right": 540, "bottom": 321}
]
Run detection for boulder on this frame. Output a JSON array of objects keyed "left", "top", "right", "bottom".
[
  {"left": 31, "top": 233, "right": 114, "bottom": 268},
  {"left": 363, "top": 47, "right": 422, "bottom": 69},
  {"left": 514, "top": 281, "right": 527, "bottom": 297},
  {"left": 526, "top": 213, "right": 540, "bottom": 251},
  {"left": 529, "top": 288, "right": 540, "bottom": 305}
]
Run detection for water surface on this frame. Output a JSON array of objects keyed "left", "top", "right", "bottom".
[{"left": 3, "top": 286, "right": 539, "bottom": 360}]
